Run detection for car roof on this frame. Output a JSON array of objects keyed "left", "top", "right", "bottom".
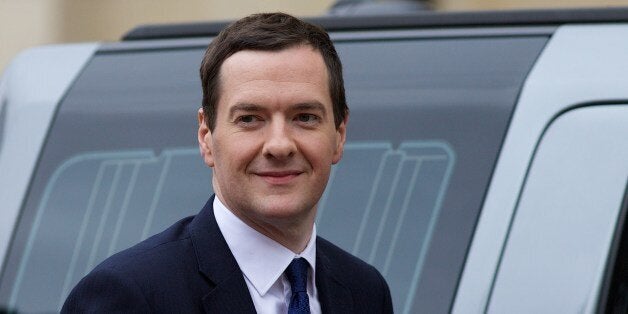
[{"left": 123, "top": 7, "right": 628, "bottom": 41}]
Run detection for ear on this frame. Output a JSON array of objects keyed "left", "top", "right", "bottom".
[
  {"left": 198, "top": 108, "right": 215, "bottom": 167},
  {"left": 332, "top": 113, "right": 348, "bottom": 164}
]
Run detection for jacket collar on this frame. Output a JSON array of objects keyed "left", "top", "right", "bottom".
[
  {"left": 189, "top": 196, "right": 257, "bottom": 313},
  {"left": 316, "top": 239, "right": 355, "bottom": 313}
]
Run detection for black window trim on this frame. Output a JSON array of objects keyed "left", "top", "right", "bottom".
[
  {"left": 122, "top": 7, "right": 628, "bottom": 41},
  {"left": 597, "top": 178, "right": 628, "bottom": 313}
]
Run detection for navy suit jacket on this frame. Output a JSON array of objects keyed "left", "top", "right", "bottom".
[{"left": 62, "top": 196, "right": 393, "bottom": 313}]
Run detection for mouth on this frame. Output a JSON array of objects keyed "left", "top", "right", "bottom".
[{"left": 254, "top": 170, "right": 303, "bottom": 185}]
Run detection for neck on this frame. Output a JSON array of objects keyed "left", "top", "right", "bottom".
[
  {"left": 215, "top": 196, "right": 316, "bottom": 253},
  {"left": 239, "top": 212, "right": 315, "bottom": 254}
]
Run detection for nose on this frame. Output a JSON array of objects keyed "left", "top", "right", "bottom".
[{"left": 262, "top": 120, "right": 296, "bottom": 161}]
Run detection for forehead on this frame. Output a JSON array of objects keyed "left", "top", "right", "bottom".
[{"left": 218, "top": 45, "right": 329, "bottom": 97}]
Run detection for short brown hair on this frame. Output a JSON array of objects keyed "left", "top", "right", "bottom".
[{"left": 199, "top": 12, "right": 347, "bottom": 130}]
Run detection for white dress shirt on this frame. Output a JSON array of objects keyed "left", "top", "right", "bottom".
[{"left": 213, "top": 197, "right": 322, "bottom": 314}]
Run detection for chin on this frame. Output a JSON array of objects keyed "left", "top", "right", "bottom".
[{"left": 255, "top": 196, "right": 316, "bottom": 221}]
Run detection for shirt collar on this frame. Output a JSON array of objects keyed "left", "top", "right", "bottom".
[{"left": 213, "top": 196, "right": 317, "bottom": 296}]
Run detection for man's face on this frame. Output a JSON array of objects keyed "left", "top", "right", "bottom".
[{"left": 198, "top": 45, "right": 347, "bottom": 231}]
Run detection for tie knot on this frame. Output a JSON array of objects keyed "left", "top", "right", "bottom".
[{"left": 285, "top": 257, "right": 309, "bottom": 293}]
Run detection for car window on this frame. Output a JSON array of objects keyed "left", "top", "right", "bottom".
[{"left": 0, "top": 35, "right": 547, "bottom": 313}]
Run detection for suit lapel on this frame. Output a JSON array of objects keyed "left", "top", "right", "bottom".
[
  {"left": 201, "top": 272, "right": 256, "bottom": 313},
  {"left": 316, "top": 240, "right": 354, "bottom": 314},
  {"left": 189, "top": 196, "right": 257, "bottom": 313}
]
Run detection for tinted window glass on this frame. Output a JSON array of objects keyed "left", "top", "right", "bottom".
[{"left": 0, "top": 35, "right": 547, "bottom": 313}]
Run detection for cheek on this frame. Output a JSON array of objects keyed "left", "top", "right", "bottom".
[
  {"left": 213, "top": 134, "right": 259, "bottom": 171},
  {"left": 301, "top": 135, "right": 338, "bottom": 167}
]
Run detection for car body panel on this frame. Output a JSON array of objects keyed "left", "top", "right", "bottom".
[
  {"left": 0, "top": 43, "right": 99, "bottom": 272},
  {"left": 489, "top": 104, "right": 628, "bottom": 313}
]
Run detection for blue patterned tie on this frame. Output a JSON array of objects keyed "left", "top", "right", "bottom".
[{"left": 285, "top": 258, "right": 311, "bottom": 314}]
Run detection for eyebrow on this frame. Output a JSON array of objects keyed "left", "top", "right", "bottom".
[
  {"left": 228, "top": 103, "right": 263, "bottom": 118},
  {"left": 293, "top": 102, "right": 326, "bottom": 115},
  {"left": 228, "top": 102, "right": 327, "bottom": 118}
]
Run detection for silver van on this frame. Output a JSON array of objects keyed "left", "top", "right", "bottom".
[{"left": 1, "top": 7, "right": 627, "bottom": 313}]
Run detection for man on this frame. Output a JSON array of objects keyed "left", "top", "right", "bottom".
[{"left": 62, "top": 12, "right": 393, "bottom": 313}]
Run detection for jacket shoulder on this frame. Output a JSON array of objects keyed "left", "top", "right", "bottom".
[
  {"left": 95, "top": 215, "right": 195, "bottom": 272},
  {"left": 316, "top": 236, "right": 394, "bottom": 313},
  {"left": 62, "top": 215, "right": 208, "bottom": 312},
  {"left": 317, "top": 236, "right": 379, "bottom": 277}
]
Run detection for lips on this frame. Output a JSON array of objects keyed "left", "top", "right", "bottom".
[{"left": 254, "top": 170, "right": 303, "bottom": 185}]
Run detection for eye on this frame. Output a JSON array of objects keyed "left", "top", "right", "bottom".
[
  {"left": 296, "top": 113, "right": 319, "bottom": 124},
  {"left": 235, "top": 115, "right": 262, "bottom": 127},
  {"left": 240, "top": 115, "right": 256, "bottom": 123}
]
